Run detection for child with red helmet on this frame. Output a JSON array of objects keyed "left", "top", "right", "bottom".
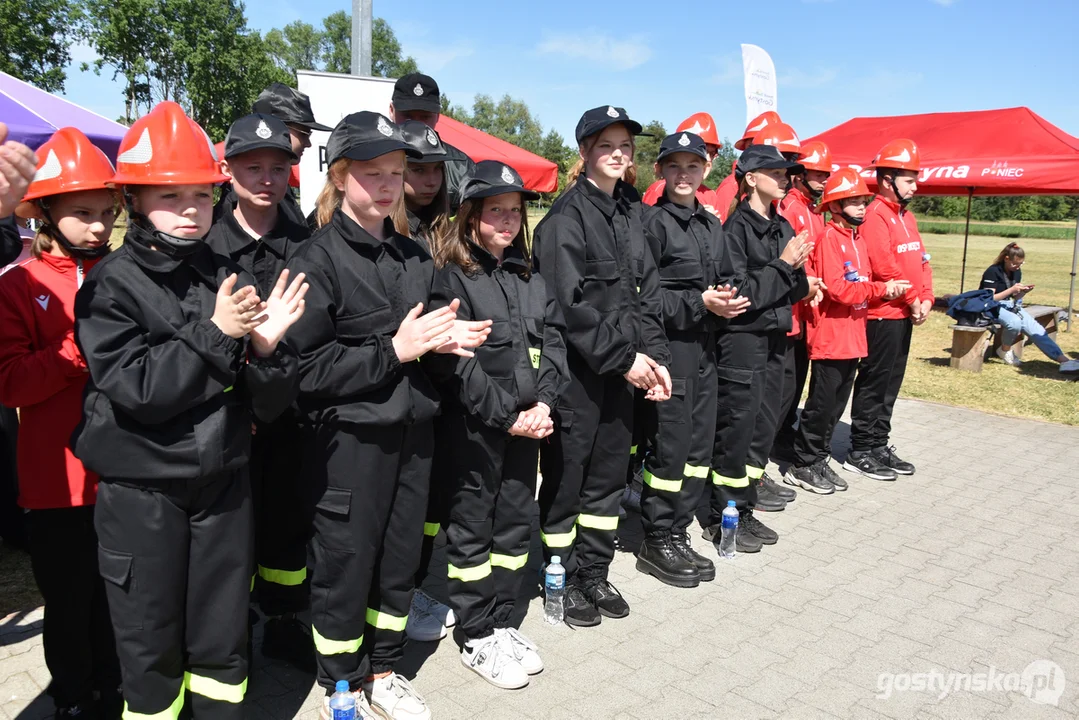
[
  {"left": 72, "top": 101, "right": 307, "bottom": 720},
  {"left": 0, "top": 127, "right": 122, "bottom": 719},
  {"left": 783, "top": 169, "right": 910, "bottom": 494}
]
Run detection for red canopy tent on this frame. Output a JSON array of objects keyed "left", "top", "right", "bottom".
[{"left": 806, "top": 107, "right": 1079, "bottom": 324}]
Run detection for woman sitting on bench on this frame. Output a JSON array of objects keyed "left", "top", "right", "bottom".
[{"left": 981, "top": 242, "right": 1079, "bottom": 373}]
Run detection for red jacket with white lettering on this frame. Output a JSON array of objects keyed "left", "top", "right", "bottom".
[
  {"left": 0, "top": 252, "right": 100, "bottom": 509},
  {"left": 713, "top": 170, "right": 738, "bottom": 223},
  {"left": 642, "top": 179, "right": 716, "bottom": 214},
  {"left": 806, "top": 221, "right": 889, "bottom": 361},
  {"left": 861, "top": 196, "right": 934, "bottom": 320},
  {"left": 778, "top": 187, "right": 826, "bottom": 337}
]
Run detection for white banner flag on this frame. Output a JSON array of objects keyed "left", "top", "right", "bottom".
[{"left": 741, "top": 44, "right": 777, "bottom": 125}]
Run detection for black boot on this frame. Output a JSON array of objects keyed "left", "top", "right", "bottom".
[
  {"left": 636, "top": 532, "right": 700, "bottom": 588},
  {"left": 671, "top": 531, "right": 715, "bottom": 582}
]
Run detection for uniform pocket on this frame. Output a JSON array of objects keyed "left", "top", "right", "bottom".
[
  {"left": 554, "top": 407, "right": 574, "bottom": 430},
  {"left": 97, "top": 546, "right": 142, "bottom": 630},
  {"left": 337, "top": 305, "right": 396, "bottom": 338},
  {"left": 715, "top": 365, "right": 753, "bottom": 386},
  {"left": 584, "top": 258, "right": 619, "bottom": 280},
  {"left": 315, "top": 486, "right": 352, "bottom": 517},
  {"left": 656, "top": 377, "right": 688, "bottom": 425},
  {"left": 661, "top": 260, "right": 704, "bottom": 283}
]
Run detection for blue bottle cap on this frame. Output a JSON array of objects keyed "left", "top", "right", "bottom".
[
  {"left": 551, "top": 555, "right": 561, "bottom": 564},
  {"left": 844, "top": 260, "right": 852, "bottom": 265},
  {"left": 727, "top": 500, "right": 736, "bottom": 507},
  {"left": 335, "top": 680, "right": 350, "bottom": 693}
]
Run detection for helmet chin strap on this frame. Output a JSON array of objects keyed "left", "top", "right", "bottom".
[
  {"left": 840, "top": 210, "right": 866, "bottom": 227},
  {"left": 886, "top": 174, "right": 912, "bottom": 207},
  {"left": 37, "top": 201, "right": 110, "bottom": 260},
  {"left": 801, "top": 177, "right": 823, "bottom": 201}
]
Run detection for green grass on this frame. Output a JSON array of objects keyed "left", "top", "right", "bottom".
[{"left": 920, "top": 220, "right": 1075, "bottom": 240}]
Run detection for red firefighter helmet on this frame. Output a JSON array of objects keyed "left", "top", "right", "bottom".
[
  {"left": 16, "top": 128, "right": 116, "bottom": 219},
  {"left": 819, "top": 168, "right": 872, "bottom": 207},
  {"left": 734, "top": 111, "right": 781, "bottom": 150},
  {"left": 109, "top": 101, "right": 230, "bottom": 187},
  {"left": 797, "top": 141, "right": 833, "bottom": 173},
  {"left": 871, "top": 138, "right": 920, "bottom": 172},
  {"left": 752, "top": 122, "right": 800, "bottom": 154},
  {"left": 676, "top": 112, "right": 721, "bottom": 148}
]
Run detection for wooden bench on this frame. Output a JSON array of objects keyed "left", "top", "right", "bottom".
[{"left": 949, "top": 304, "right": 1063, "bottom": 373}]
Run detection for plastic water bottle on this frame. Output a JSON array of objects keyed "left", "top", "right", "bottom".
[
  {"left": 329, "top": 680, "right": 356, "bottom": 720},
  {"left": 719, "top": 501, "right": 739, "bottom": 559},
  {"left": 843, "top": 261, "right": 859, "bottom": 283},
  {"left": 544, "top": 556, "right": 565, "bottom": 624}
]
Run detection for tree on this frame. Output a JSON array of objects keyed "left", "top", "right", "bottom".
[
  {"left": 0, "top": 0, "right": 77, "bottom": 92},
  {"left": 264, "top": 20, "right": 322, "bottom": 77},
  {"left": 320, "top": 10, "right": 351, "bottom": 74},
  {"left": 372, "top": 18, "right": 418, "bottom": 77},
  {"left": 633, "top": 121, "right": 667, "bottom": 196},
  {"left": 80, "top": 0, "right": 161, "bottom": 123},
  {"left": 705, "top": 139, "right": 738, "bottom": 188}
]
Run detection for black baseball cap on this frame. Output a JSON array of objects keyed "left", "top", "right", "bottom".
[
  {"left": 460, "top": 161, "right": 539, "bottom": 203},
  {"left": 252, "top": 83, "right": 332, "bottom": 132},
  {"left": 399, "top": 120, "right": 448, "bottom": 164},
  {"left": 325, "top": 112, "right": 423, "bottom": 166},
  {"left": 392, "top": 73, "right": 441, "bottom": 114},
  {"left": 734, "top": 144, "right": 805, "bottom": 180},
  {"left": 224, "top": 113, "right": 298, "bottom": 162},
  {"left": 575, "top": 105, "right": 645, "bottom": 144},
  {"left": 656, "top": 132, "right": 709, "bottom": 163}
]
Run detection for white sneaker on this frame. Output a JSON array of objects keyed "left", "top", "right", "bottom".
[
  {"left": 461, "top": 633, "right": 529, "bottom": 689},
  {"left": 1060, "top": 359, "right": 1079, "bottom": 373},
  {"left": 497, "top": 627, "right": 544, "bottom": 675},
  {"left": 364, "top": 673, "right": 430, "bottom": 720},
  {"left": 996, "top": 347, "right": 1021, "bottom": 366},
  {"left": 320, "top": 690, "right": 376, "bottom": 720},
  {"left": 413, "top": 590, "right": 456, "bottom": 628}
]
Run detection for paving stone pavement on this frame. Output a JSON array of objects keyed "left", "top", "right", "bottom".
[{"left": 2, "top": 397, "right": 1077, "bottom": 719}]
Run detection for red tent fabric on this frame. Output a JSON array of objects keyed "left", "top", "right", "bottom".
[
  {"left": 806, "top": 107, "right": 1079, "bottom": 196},
  {"left": 434, "top": 116, "right": 558, "bottom": 193}
]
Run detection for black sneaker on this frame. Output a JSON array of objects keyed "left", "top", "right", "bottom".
[
  {"left": 734, "top": 523, "right": 763, "bottom": 553},
  {"left": 588, "top": 580, "right": 630, "bottom": 619},
  {"left": 636, "top": 532, "right": 700, "bottom": 588},
  {"left": 671, "top": 531, "right": 715, "bottom": 582},
  {"left": 564, "top": 584, "right": 601, "bottom": 627},
  {"left": 753, "top": 479, "right": 788, "bottom": 512},
  {"left": 873, "top": 445, "right": 915, "bottom": 475},
  {"left": 815, "top": 460, "right": 848, "bottom": 491},
  {"left": 262, "top": 614, "right": 315, "bottom": 671},
  {"left": 783, "top": 465, "right": 834, "bottom": 495},
  {"left": 761, "top": 472, "right": 796, "bottom": 501},
  {"left": 741, "top": 512, "right": 778, "bottom": 545},
  {"left": 843, "top": 450, "right": 898, "bottom": 481}
]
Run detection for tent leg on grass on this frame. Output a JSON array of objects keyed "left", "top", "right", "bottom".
[
  {"left": 959, "top": 188, "right": 974, "bottom": 293},
  {"left": 1069, "top": 209, "right": 1078, "bottom": 332}
]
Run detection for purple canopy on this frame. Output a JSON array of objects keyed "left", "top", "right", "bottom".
[{"left": 1, "top": 71, "right": 128, "bottom": 160}]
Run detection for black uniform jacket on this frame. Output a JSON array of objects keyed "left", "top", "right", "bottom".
[
  {"left": 205, "top": 196, "right": 311, "bottom": 298},
  {"left": 443, "top": 142, "right": 476, "bottom": 212},
  {"left": 427, "top": 243, "right": 570, "bottom": 432},
  {"left": 642, "top": 195, "right": 726, "bottom": 336},
  {"left": 72, "top": 225, "right": 299, "bottom": 480},
  {"left": 1, "top": 215, "right": 21, "bottom": 267},
  {"left": 285, "top": 210, "right": 440, "bottom": 427},
  {"left": 406, "top": 208, "right": 435, "bottom": 255},
  {"left": 720, "top": 201, "right": 809, "bottom": 334},
  {"left": 980, "top": 263, "right": 1021, "bottom": 296},
  {"left": 532, "top": 178, "right": 670, "bottom": 377}
]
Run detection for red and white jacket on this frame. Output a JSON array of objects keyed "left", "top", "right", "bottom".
[
  {"left": 806, "top": 221, "right": 888, "bottom": 361},
  {"left": 861, "top": 196, "right": 934, "bottom": 320},
  {"left": 778, "top": 186, "right": 826, "bottom": 337},
  {"left": 713, "top": 171, "right": 738, "bottom": 223},
  {"left": 0, "top": 251, "right": 101, "bottom": 509}
]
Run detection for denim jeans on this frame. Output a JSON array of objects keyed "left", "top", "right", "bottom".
[{"left": 997, "top": 301, "right": 1063, "bottom": 361}]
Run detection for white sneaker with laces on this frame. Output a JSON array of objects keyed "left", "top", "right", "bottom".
[
  {"left": 996, "top": 347, "right": 1021, "bottom": 366},
  {"left": 320, "top": 690, "right": 376, "bottom": 720},
  {"left": 461, "top": 633, "right": 529, "bottom": 689},
  {"left": 1060, "top": 358, "right": 1079, "bottom": 373},
  {"left": 497, "top": 627, "right": 543, "bottom": 675},
  {"left": 364, "top": 673, "right": 431, "bottom": 720},
  {"left": 413, "top": 590, "right": 456, "bottom": 628}
]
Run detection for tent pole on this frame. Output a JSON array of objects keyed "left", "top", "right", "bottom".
[
  {"left": 959, "top": 188, "right": 974, "bottom": 293},
  {"left": 1068, "top": 208, "right": 1078, "bottom": 332}
]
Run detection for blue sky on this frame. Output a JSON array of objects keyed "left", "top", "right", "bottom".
[{"left": 60, "top": 0, "right": 1079, "bottom": 145}]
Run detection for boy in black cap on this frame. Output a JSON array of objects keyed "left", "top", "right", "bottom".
[
  {"left": 389, "top": 73, "right": 475, "bottom": 210},
  {"left": 399, "top": 120, "right": 450, "bottom": 255},
  {"left": 635, "top": 132, "right": 750, "bottom": 588},
  {"left": 206, "top": 112, "right": 315, "bottom": 669}
]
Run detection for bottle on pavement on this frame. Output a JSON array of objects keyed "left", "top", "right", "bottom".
[
  {"left": 544, "top": 556, "right": 565, "bottom": 624},
  {"left": 719, "top": 501, "right": 739, "bottom": 559}
]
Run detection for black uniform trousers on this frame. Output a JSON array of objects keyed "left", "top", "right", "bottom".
[
  {"left": 771, "top": 333, "right": 809, "bottom": 460},
  {"left": 793, "top": 359, "right": 859, "bottom": 467},
  {"left": 710, "top": 331, "right": 785, "bottom": 521},
  {"left": 414, "top": 414, "right": 452, "bottom": 589},
  {"left": 95, "top": 470, "right": 253, "bottom": 720},
  {"left": 640, "top": 332, "right": 717, "bottom": 534},
  {"left": 306, "top": 421, "right": 432, "bottom": 690},
  {"left": 850, "top": 318, "right": 912, "bottom": 453},
  {"left": 442, "top": 413, "right": 537, "bottom": 641},
  {"left": 538, "top": 357, "right": 633, "bottom": 584},
  {"left": 249, "top": 414, "right": 310, "bottom": 617},
  {"left": 28, "top": 506, "right": 120, "bottom": 708}
]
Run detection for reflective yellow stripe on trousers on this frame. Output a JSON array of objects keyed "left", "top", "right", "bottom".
[
  {"left": 423, "top": 522, "right": 440, "bottom": 537},
  {"left": 447, "top": 560, "right": 492, "bottom": 583},
  {"left": 684, "top": 464, "right": 710, "bottom": 479},
  {"left": 642, "top": 469, "right": 682, "bottom": 493},
  {"left": 540, "top": 524, "right": 576, "bottom": 548},
  {"left": 746, "top": 465, "right": 765, "bottom": 480},
  {"left": 577, "top": 513, "right": 619, "bottom": 531},
  {"left": 712, "top": 470, "right": 749, "bottom": 488},
  {"left": 366, "top": 607, "right": 408, "bottom": 631},
  {"left": 311, "top": 625, "right": 363, "bottom": 656},
  {"left": 490, "top": 552, "right": 528, "bottom": 571},
  {"left": 257, "top": 565, "right": 307, "bottom": 586},
  {"left": 122, "top": 688, "right": 185, "bottom": 720},
  {"left": 185, "top": 672, "right": 247, "bottom": 704}
]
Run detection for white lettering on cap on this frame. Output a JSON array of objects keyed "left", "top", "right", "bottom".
[
  {"left": 377, "top": 116, "right": 393, "bottom": 137},
  {"left": 118, "top": 128, "right": 153, "bottom": 165},
  {"left": 678, "top": 133, "right": 690, "bottom": 147},
  {"left": 606, "top": 106, "right": 619, "bottom": 118},
  {"left": 501, "top": 165, "right": 515, "bottom": 184},
  {"left": 255, "top": 120, "right": 272, "bottom": 139},
  {"left": 425, "top": 128, "right": 438, "bottom": 146},
  {"left": 413, "top": 83, "right": 424, "bottom": 96}
]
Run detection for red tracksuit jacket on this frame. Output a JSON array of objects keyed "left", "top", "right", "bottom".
[
  {"left": 778, "top": 187, "right": 825, "bottom": 337},
  {"left": 861, "top": 196, "right": 933, "bottom": 320},
  {"left": 0, "top": 251, "right": 100, "bottom": 509},
  {"left": 806, "top": 221, "right": 888, "bottom": 361},
  {"left": 713, "top": 171, "right": 738, "bottom": 224}
]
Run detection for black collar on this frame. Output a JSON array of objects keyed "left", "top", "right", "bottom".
[
  {"left": 332, "top": 210, "right": 403, "bottom": 258},
  {"left": 469, "top": 241, "right": 529, "bottom": 275},
  {"left": 216, "top": 205, "right": 295, "bottom": 259},
  {"left": 735, "top": 200, "right": 781, "bottom": 234},
  {"left": 124, "top": 222, "right": 216, "bottom": 278},
  {"left": 578, "top": 177, "right": 637, "bottom": 219},
  {"left": 656, "top": 194, "right": 707, "bottom": 223}
]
